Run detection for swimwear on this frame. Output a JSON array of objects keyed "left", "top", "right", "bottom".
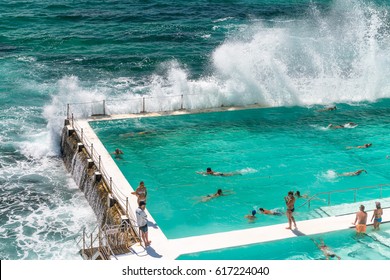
[
  {"left": 287, "top": 208, "right": 295, "bottom": 213},
  {"left": 375, "top": 217, "right": 382, "bottom": 223},
  {"left": 355, "top": 224, "right": 366, "bottom": 233}
]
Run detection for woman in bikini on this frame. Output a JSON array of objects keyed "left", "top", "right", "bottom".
[
  {"left": 371, "top": 201, "right": 383, "bottom": 230},
  {"left": 132, "top": 181, "right": 147, "bottom": 205}
]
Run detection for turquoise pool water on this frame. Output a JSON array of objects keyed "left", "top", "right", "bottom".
[
  {"left": 90, "top": 100, "right": 390, "bottom": 239},
  {"left": 177, "top": 222, "right": 390, "bottom": 260}
]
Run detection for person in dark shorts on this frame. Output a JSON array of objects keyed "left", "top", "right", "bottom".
[
  {"left": 136, "top": 201, "right": 151, "bottom": 246},
  {"left": 285, "top": 191, "right": 297, "bottom": 229}
]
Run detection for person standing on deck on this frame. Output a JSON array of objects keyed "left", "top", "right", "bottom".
[
  {"left": 132, "top": 181, "right": 147, "bottom": 205},
  {"left": 371, "top": 201, "right": 383, "bottom": 230},
  {"left": 285, "top": 191, "right": 297, "bottom": 230},
  {"left": 135, "top": 201, "right": 151, "bottom": 247},
  {"left": 353, "top": 205, "right": 367, "bottom": 234}
]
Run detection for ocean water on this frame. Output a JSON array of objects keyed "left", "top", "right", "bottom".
[{"left": 1, "top": 0, "right": 390, "bottom": 259}]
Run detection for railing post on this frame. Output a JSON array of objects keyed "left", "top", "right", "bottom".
[
  {"left": 71, "top": 113, "right": 74, "bottom": 128},
  {"left": 126, "top": 197, "right": 129, "bottom": 215},
  {"left": 90, "top": 233, "right": 93, "bottom": 251},
  {"left": 98, "top": 155, "right": 101, "bottom": 171},
  {"left": 81, "top": 128, "right": 84, "bottom": 143},
  {"left": 67, "top": 104, "right": 70, "bottom": 119},
  {"left": 142, "top": 97, "right": 146, "bottom": 113},
  {"left": 103, "top": 100, "right": 106, "bottom": 115},
  {"left": 91, "top": 143, "right": 94, "bottom": 160},
  {"left": 328, "top": 193, "right": 331, "bottom": 206},
  {"left": 98, "top": 229, "right": 101, "bottom": 251},
  {"left": 110, "top": 177, "right": 112, "bottom": 192},
  {"left": 180, "top": 94, "right": 184, "bottom": 110},
  {"left": 82, "top": 228, "right": 85, "bottom": 255}
]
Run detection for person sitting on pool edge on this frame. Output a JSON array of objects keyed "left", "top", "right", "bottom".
[
  {"left": 197, "top": 167, "right": 241, "bottom": 177},
  {"left": 259, "top": 208, "right": 283, "bottom": 216},
  {"left": 244, "top": 210, "right": 257, "bottom": 221}
]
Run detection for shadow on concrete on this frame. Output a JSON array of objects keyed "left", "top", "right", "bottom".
[{"left": 146, "top": 245, "right": 163, "bottom": 258}]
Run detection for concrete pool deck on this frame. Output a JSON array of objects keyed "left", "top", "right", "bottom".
[{"left": 73, "top": 115, "right": 389, "bottom": 260}]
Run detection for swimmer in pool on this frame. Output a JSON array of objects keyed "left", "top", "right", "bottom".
[
  {"left": 259, "top": 208, "right": 283, "bottom": 216},
  {"left": 346, "top": 143, "right": 372, "bottom": 149},
  {"left": 197, "top": 167, "right": 241, "bottom": 177},
  {"left": 201, "top": 189, "right": 233, "bottom": 202},
  {"left": 244, "top": 210, "right": 258, "bottom": 222},
  {"left": 113, "top": 148, "right": 123, "bottom": 155},
  {"left": 311, "top": 238, "right": 341, "bottom": 260},
  {"left": 294, "top": 191, "right": 308, "bottom": 199},
  {"left": 112, "top": 148, "right": 124, "bottom": 159},
  {"left": 337, "top": 169, "right": 367, "bottom": 177}
]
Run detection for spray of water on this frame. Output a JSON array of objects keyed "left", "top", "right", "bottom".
[
  {"left": 135, "top": 0, "right": 390, "bottom": 108},
  {"left": 47, "top": 1, "right": 390, "bottom": 119}
]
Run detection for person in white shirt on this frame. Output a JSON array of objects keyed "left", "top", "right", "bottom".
[{"left": 135, "top": 201, "right": 151, "bottom": 246}]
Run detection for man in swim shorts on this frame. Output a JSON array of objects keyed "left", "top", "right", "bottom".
[{"left": 353, "top": 204, "right": 367, "bottom": 234}]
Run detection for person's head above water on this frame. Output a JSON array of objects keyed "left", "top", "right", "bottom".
[
  {"left": 216, "top": 189, "right": 222, "bottom": 195},
  {"left": 259, "top": 208, "right": 264, "bottom": 212},
  {"left": 206, "top": 167, "right": 212, "bottom": 173},
  {"left": 251, "top": 210, "right": 257, "bottom": 216}
]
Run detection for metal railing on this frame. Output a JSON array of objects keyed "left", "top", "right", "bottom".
[
  {"left": 298, "top": 184, "right": 390, "bottom": 209},
  {"left": 74, "top": 220, "right": 140, "bottom": 260},
  {"left": 65, "top": 92, "right": 264, "bottom": 119},
  {"left": 69, "top": 116, "right": 139, "bottom": 226}
]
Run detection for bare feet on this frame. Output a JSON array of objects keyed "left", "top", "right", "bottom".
[{"left": 285, "top": 227, "right": 292, "bottom": 230}]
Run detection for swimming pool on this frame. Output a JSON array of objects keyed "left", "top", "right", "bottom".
[
  {"left": 90, "top": 100, "right": 390, "bottom": 239},
  {"left": 176, "top": 222, "right": 390, "bottom": 260}
]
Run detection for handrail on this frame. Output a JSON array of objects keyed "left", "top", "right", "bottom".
[
  {"left": 65, "top": 91, "right": 266, "bottom": 119},
  {"left": 298, "top": 184, "right": 390, "bottom": 209}
]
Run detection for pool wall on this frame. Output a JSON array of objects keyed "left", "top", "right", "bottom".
[{"left": 61, "top": 123, "right": 120, "bottom": 226}]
